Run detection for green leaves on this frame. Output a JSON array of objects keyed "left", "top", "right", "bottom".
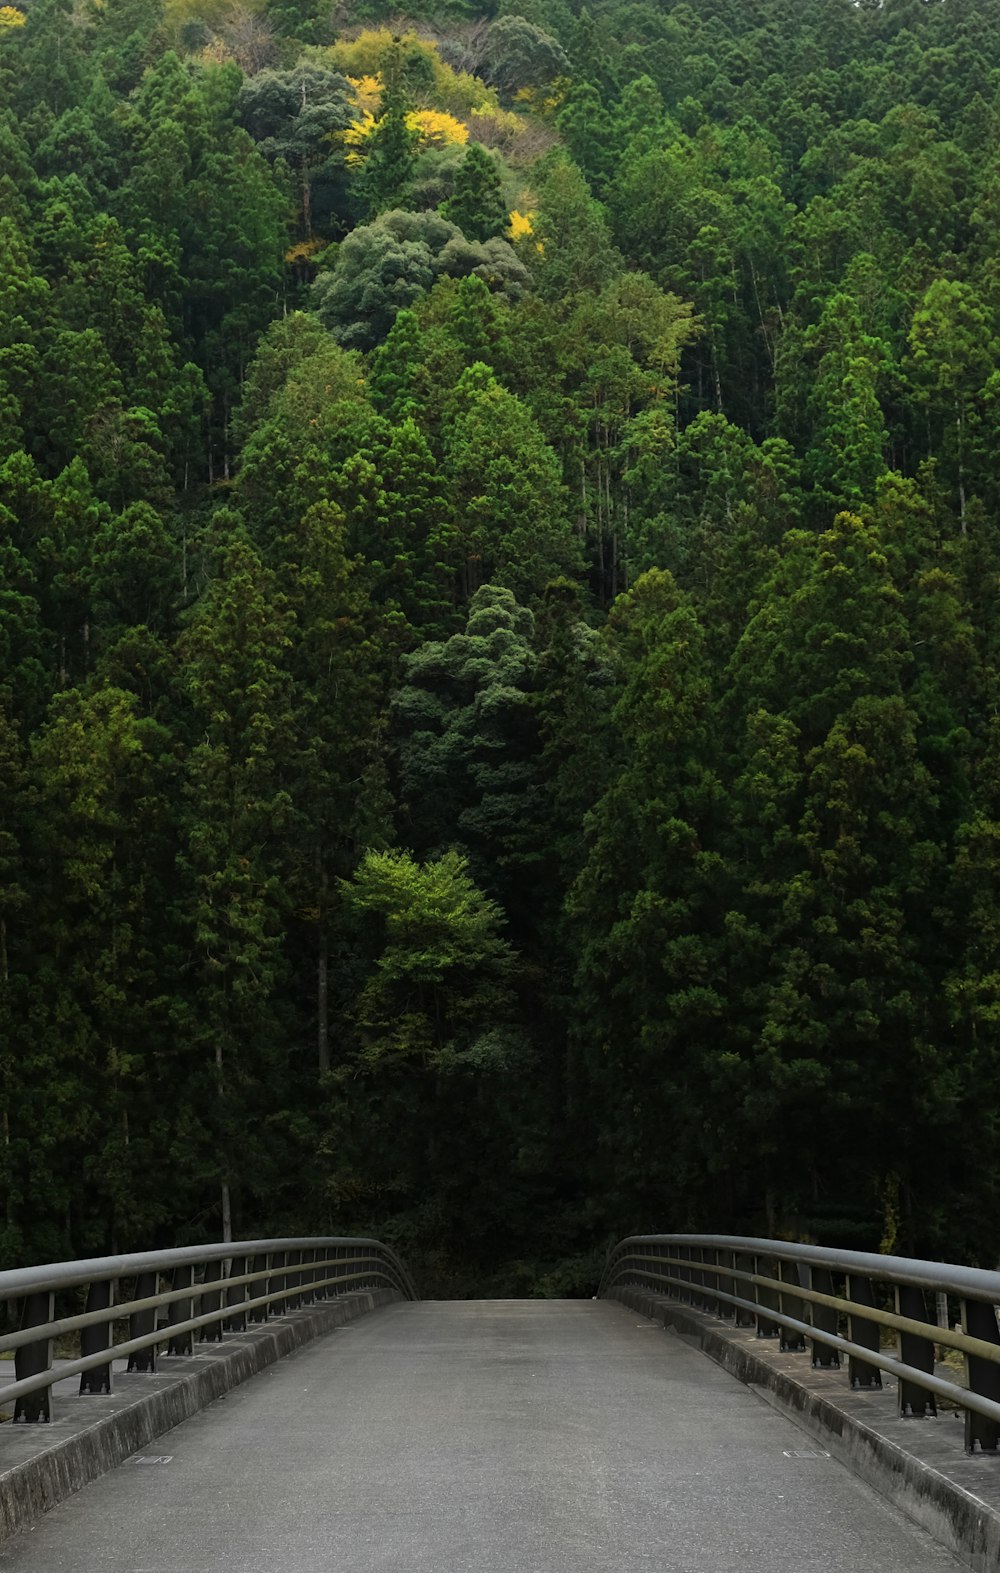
[
  {"left": 8, "top": 0, "right": 1000, "bottom": 1283},
  {"left": 313, "top": 208, "right": 528, "bottom": 350},
  {"left": 441, "top": 144, "right": 507, "bottom": 242},
  {"left": 443, "top": 364, "right": 580, "bottom": 600},
  {"left": 346, "top": 847, "right": 515, "bottom": 1001}
]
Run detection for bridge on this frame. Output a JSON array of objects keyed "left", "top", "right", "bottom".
[{"left": 1, "top": 1236, "right": 999, "bottom": 1570}]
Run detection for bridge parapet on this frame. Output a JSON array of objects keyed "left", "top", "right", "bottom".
[
  {"left": 1, "top": 1236, "right": 417, "bottom": 1425},
  {"left": 601, "top": 1232, "right": 1000, "bottom": 1454}
]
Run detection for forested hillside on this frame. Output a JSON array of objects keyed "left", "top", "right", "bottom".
[{"left": 2, "top": 0, "right": 999, "bottom": 1292}]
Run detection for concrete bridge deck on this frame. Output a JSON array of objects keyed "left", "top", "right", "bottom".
[{"left": 0, "top": 1299, "right": 963, "bottom": 1572}]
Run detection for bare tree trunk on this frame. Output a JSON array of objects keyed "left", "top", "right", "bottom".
[
  {"left": 2, "top": 1108, "right": 10, "bottom": 1231},
  {"left": 221, "top": 1182, "right": 232, "bottom": 1244},
  {"left": 302, "top": 158, "right": 312, "bottom": 237},
  {"left": 317, "top": 860, "right": 329, "bottom": 1074},
  {"left": 956, "top": 401, "right": 967, "bottom": 536},
  {"left": 605, "top": 463, "right": 613, "bottom": 602},
  {"left": 1, "top": 918, "right": 9, "bottom": 1234},
  {"left": 595, "top": 464, "right": 605, "bottom": 589},
  {"left": 750, "top": 258, "right": 775, "bottom": 373},
  {"left": 216, "top": 1040, "right": 232, "bottom": 1242}
]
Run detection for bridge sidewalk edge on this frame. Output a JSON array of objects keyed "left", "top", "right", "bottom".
[
  {"left": 608, "top": 1285, "right": 1000, "bottom": 1573},
  {"left": 0, "top": 1288, "right": 401, "bottom": 1545}
]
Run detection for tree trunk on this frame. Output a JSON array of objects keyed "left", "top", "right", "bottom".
[
  {"left": 302, "top": 157, "right": 312, "bottom": 237},
  {"left": 2, "top": 1107, "right": 10, "bottom": 1231},
  {"left": 216, "top": 1041, "right": 232, "bottom": 1242},
  {"left": 956, "top": 401, "right": 967, "bottom": 536},
  {"left": 1, "top": 912, "right": 9, "bottom": 1234},
  {"left": 317, "top": 860, "right": 329, "bottom": 1074}
]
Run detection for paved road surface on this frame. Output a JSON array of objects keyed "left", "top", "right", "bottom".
[{"left": 0, "top": 1300, "right": 964, "bottom": 1572}]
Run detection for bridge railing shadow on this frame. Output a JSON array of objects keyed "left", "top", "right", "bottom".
[
  {"left": 1, "top": 1236, "right": 417, "bottom": 1424},
  {"left": 600, "top": 1233, "right": 1000, "bottom": 1454}
]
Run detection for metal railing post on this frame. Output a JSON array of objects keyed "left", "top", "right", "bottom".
[
  {"left": 269, "top": 1250, "right": 287, "bottom": 1316},
  {"left": 249, "top": 1253, "right": 269, "bottom": 1323},
  {"left": 79, "top": 1278, "right": 114, "bottom": 1393},
  {"left": 755, "top": 1254, "right": 779, "bottom": 1337},
  {"left": 676, "top": 1243, "right": 691, "bottom": 1304},
  {"left": 13, "top": 1291, "right": 54, "bottom": 1423},
  {"left": 716, "top": 1249, "right": 736, "bottom": 1320},
  {"left": 299, "top": 1248, "right": 316, "bottom": 1307},
  {"left": 199, "top": 1258, "right": 223, "bottom": 1342},
  {"left": 127, "top": 1272, "right": 158, "bottom": 1372},
  {"left": 962, "top": 1297, "right": 1000, "bottom": 1452},
  {"left": 167, "top": 1264, "right": 194, "bottom": 1356},
  {"left": 778, "top": 1258, "right": 807, "bottom": 1352},
  {"left": 896, "top": 1284, "right": 936, "bottom": 1417},
  {"left": 690, "top": 1245, "right": 702, "bottom": 1305},
  {"left": 286, "top": 1248, "right": 302, "bottom": 1311},
  {"left": 846, "top": 1274, "right": 882, "bottom": 1389},
  {"left": 806, "top": 1265, "right": 840, "bottom": 1368},
  {"left": 699, "top": 1247, "right": 712, "bottom": 1312},
  {"left": 225, "top": 1255, "right": 247, "bottom": 1332},
  {"left": 705, "top": 1247, "right": 717, "bottom": 1313},
  {"left": 735, "top": 1251, "right": 755, "bottom": 1327}
]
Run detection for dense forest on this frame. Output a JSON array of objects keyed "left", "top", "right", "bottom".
[{"left": 1, "top": 0, "right": 999, "bottom": 1293}]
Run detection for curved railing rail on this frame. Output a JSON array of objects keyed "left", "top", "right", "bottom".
[
  {"left": 600, "top": 1233, "right": 1000, "bottom": 1454},
  {"left": 2, "top": 1236, "right": 417, "bottom": 1424}
]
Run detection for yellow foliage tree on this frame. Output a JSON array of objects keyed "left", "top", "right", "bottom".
[
  {"left": 347, "top": 74, "right": 384, "bottom": 115},
  {"left": 512, "top": 81, "right": 568, "bottom": 117},
  {"left": 0, "top": 5, "right": 26, "bottom": 25},
  {"left": 408, "top": 109, "right": 469, "bottom": 149},
  {"left": 329, "top": 27, "right": 408, "bottom": 78},
  {"left": 329, "top": 28, "right": 498, "bottom": 119},
  {"left": 342, "top": 109, "right": 378, "bottom": 166},
  {"left": 342, "top": 103, "right": 469, "bottom": 165},
  {"left": 284, "top": 238, "right": 324, "bottom": 263}
]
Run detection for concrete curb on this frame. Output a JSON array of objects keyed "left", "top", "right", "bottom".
[
  {"left": 0, "top": 1288, "right": 400, "bottom": 1543},
  {"left": 609, "top": 1286, "right": 1000, "bottom": 1572}
]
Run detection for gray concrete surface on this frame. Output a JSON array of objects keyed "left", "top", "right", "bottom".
[
  {"left": 0, "top": 1299, "right": 965, "bottom": 1572},
  {"left": 0, "top": 1291, "right": 398, "bottom": 1543},
  {"left": 612, "top": 1283, "right": 1000, "bottom": 1572}
]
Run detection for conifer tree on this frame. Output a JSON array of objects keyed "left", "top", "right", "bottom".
[
  {"left": 443, "top": 364, "right": 581, "bottom": 601},
  {"left": 176, "top": 517, "right": 297, "bottom": 1240},
  {"left": 567, "top": 570, "right": 726, "bottom": 1227},
  {"left": 442, "top": 144, "right": 507, "bottom": 242},
  {"left": 352, "top": 46, "right": 418, "bottom": 219}
]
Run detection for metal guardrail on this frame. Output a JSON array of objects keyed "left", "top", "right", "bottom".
[
  {"left": 1, "top": 1236, "right": 417, "bottom": 1424},
  {"left": 600, "top": 1233, "right": 1000, "bottom": 1454}
]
